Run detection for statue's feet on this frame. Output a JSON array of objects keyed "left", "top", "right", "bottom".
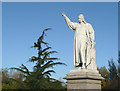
[
  {"left": 81, "top": 63, "right": 87, "bottom": 69},
  {"left": 81, "top": 66, "right": 85, "bottom": 69}
]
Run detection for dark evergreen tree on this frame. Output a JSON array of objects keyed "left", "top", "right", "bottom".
[
  {"left": 108, "top": 59, "right": 118, "bottom": 80},
  {"left": 118, "top": 51, "right": 120, "bottom": 76},
  {"left": 98, "top": 66, "right": 109, "bottom": 80},
  {"left": 11, "top": 28, "right": 66, "bottom": 89}
]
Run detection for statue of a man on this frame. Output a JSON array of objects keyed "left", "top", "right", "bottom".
[{"left": 61, "top": 12, "right": 96, "bottom": 69}]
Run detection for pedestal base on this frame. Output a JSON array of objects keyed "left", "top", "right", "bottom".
[{"left": 64, "top": 69, "right": 104, "bottom": 90}]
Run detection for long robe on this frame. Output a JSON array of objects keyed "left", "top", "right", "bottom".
[
  {"left": 64, "top": 15, "right": 95, "bottom": 67},
  {"left": 74, "top": 23, "right": 87, "bottom": 67}
]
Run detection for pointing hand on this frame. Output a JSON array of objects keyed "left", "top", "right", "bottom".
[{"left": 60, "top": 12, "right": 65, "bottom": 16}]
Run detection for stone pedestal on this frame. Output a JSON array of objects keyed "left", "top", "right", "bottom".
[{"left": 64, "top": 69, "right": 104, "bottom": 90}]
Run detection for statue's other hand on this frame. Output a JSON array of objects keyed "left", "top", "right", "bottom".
[{"left": 91, "top": 42, "right": 95, "bottom": 48}]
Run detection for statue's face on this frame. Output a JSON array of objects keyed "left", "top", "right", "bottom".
[{"left": 78, "top": 14, "right": 84, "bottom": 23}]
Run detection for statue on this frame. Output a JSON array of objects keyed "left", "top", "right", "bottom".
[{"left": 61, "top": 12, "right": 97, "bottom": 69}]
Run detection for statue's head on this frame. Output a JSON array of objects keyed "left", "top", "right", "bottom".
[{"left": 78, "top": 14, "right": 86, "bottom": 24}]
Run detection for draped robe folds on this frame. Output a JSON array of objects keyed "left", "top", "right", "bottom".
[
  {"left": 64, "top": 15, "right": 95, "bottom": 68},
  {"left": 74, "top": 24, "right": 87, "bottom": 67}
]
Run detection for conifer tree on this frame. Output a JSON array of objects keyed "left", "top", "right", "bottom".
[
  {"left": 11, "top": 28, "right": 66, "bottom": 89},
  {"left": 108, "top": 59, "right": 118, "bottom": 80}
]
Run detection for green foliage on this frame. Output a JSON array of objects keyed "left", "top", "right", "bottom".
[
  {"left": 118, "top": 66, "right": 120, "bottom": 76},
  {"left": 2, "top": 68, "right": 26, "bottom": 89},
  {"left": 11, "top": 64, "right": 30, "bottom": 78},
  {"left": 98, "top": 66, "right": 109, "bottom": 80},
  {"left": 23, "top": 28, "right": 66, "bottom": 89},
  {"left": 108, "top": 59, "right": 118, "bottom": 80},
  {"left": 2, "top": 28, "right": 66, "bottom": 89},
  {"left": 97, "top": 66, "right": 109, "bottom": 89},
  {"left": 99, "top": 59, "right": 120, "bottom": 90},
  {"left": 118, "top": 51, "right": 120, "bottom": 77}
]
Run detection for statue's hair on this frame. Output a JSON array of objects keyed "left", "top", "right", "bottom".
[{"left": 78, "top": 14, "right": 86, "bottom": 24}]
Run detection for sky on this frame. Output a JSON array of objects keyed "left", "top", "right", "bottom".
[{"left": 2, "top": 2, "right": 118, "bottom": 81}]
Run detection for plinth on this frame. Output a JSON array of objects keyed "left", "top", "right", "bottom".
[{"left": 64, "top": 69, "right": 104, "bottom": 90}]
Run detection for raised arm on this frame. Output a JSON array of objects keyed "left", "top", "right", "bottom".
[{"left": 61, "top": 12, "right": 76, "bottom": 31}]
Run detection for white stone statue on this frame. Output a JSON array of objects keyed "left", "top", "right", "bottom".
[{"left": 61, "top": 12, "right": 97, "bottom": 70}]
